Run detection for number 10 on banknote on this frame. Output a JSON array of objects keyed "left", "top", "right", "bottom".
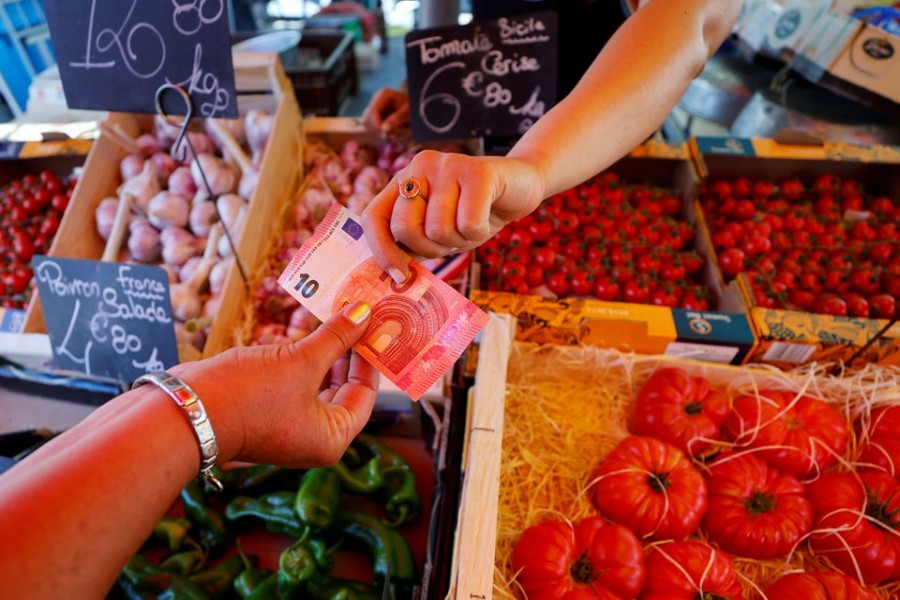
[{"left": 278, "top": 203, "right": 489, "bottom": 400}]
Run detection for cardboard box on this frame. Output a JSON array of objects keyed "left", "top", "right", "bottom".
[
  {"left": 469, "top": 146, "right": 758, "bottom": 366},
  {"left": 761, "top": 0, "right": 832, "bottom": 59},
  {"left": 829, "top": 22, "right": 900, "bottom": 104},
  {"left": 692, "top": 136, "right": 900, "bottom": 369}
]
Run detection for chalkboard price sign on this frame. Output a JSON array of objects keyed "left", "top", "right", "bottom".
[
  {"left": 405, "top": 12, "right": 558, "bottom": 141},
  {"left": 43, "top": 0, "right": 238, "bottom": 118},
  {"left": 32, "top": 257, "right": 179, "bottom": 385}
]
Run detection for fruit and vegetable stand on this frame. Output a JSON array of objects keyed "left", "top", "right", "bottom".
[{"left": 1, "top": 88, "right": 900, "bottom": 600}]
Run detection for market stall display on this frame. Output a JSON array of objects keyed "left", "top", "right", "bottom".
[{"left": 454, "top": 314, "right": 900, "bottom": 598}]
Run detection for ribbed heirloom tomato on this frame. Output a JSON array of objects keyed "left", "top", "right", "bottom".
[
  {"left": 807, "top": 471, "right": 900, "bottom": 584},
  {"left": 725, "top": 390, "right": 848, "bottom": 478},
  {"left": 857, "top": 405, "right": 900, "bottom": 479},
  {"left": 510, "top": 516, "right": 645, "bottom": 599},
  {"left": 765, "top": 571, "right": 878, "bottom": 600},
  {"left": 701, "top": 453, "right": 812, "bottom": 559},
  {"left": 640, "top": 541, "right": 744, "bottom": 600},
  {"left": 632, "top": 367, "right": 729, "bottom": 456},
  {"left": 591, "top": 436, "right": 706, "bottom": 540}
]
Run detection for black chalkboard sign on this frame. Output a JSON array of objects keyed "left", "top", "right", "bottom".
[
  {"left": 405, "top": 12, "right": 558, "bottom": 141},
  {"left": 43, "top": 0, "right": 238, "bottom": 118},
  {"left": 32, "top": 257, "right": 179, "bottom": 384}
]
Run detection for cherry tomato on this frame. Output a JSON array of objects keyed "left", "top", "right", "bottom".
[
  {"left": 546, "top": 272, "right": 570, "bottom": 297},
  {"left": 592, "top": 277, "right": 620, "bottom": 302},
  {"left": 869, "top": 294, "right": 896, "bottom": 319},
  {"left": 718, "top": 248, "right": 745, "bottom": 278},
  {"left": 569, "top": 269, "right": 595, "bottom": 297}
]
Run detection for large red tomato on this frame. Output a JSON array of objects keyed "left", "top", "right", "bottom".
[
  {"left": 807, "top": 471, "right": 900, "bottom": 584},
  {"left": 724, "top": 390, "right": 848, "bottom": 477},
  {"left": 640, "top": 541, "right": 744, "bottom": 600},
  {"left": 510, "top": 516, "right": 645, "bottom": 599},
  {"left": 702, "top": 452, "right": 812, "bottom": 559},
  {"left": 632, "top": 367, "right": 730, "bottom": 456},
  {"left": 592, "top": 436, "right": 706, "bottom": 540},
  {"left": 765, "top": 571, "right": 878, "bottom": 600},
  {"left": 856, "top": 405, "right": 900, "bottom": 478}
]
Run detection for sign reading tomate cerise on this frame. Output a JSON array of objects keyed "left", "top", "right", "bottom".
[
  {"left": 405, "top": 12, "right": 558, "bottom": 141},
  {"left": 43, "top": 0, "right": 238, "bottom": 118}
]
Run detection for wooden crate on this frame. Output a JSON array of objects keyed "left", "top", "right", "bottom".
[
  {"left": 21, "top": 53, "right": 304, "bottom": 365},
  {"left": 450, "top": 313, "right": 899, "bottom": 598}
]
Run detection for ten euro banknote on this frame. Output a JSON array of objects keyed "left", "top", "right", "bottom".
[{"left": 278, "top": 203, "right": 489, "bottom": 400}]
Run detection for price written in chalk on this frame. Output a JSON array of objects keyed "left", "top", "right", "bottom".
[
  {"left": 43, "top": 0, "right": 238, "bottom": 118},
  {"left": 405, "top": 12, "right": 558, "bottom": 141},
  {"left": 32, "top": 257, "right": 179, "bottom": 384}
]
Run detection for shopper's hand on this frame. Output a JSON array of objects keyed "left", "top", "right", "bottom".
[
  {"left": 174, "top": 302, "right": 379, "bottom": 467},
  {"left": 362, "top": 87, "right": 411, "bottom": 134},
  {"left": 362, "top": 150, "right": 545, "bottom": 282}
]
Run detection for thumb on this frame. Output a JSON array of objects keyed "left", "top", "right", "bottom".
[{"left": 303, "top": 302, "right": 372, "bottom": 370}]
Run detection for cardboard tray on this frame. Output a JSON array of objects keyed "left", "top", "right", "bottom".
[
  {"left": 470, "top": 144, "right": 758, "bottom": 366},
  {"left": 691, "top": 136, "right": 900, "bottom": 369}
]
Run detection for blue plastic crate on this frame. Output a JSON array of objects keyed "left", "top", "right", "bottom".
[{"left": 0, "top": 0, "right": 53, "bottom": 115}]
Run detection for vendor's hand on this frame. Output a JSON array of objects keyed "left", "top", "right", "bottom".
[
  {"left": 174, "top": 302, "right": 378, "bottom": 467},
  {"left": 362, "top": 150, "right": 545, "bottom": 282},
  {"left": 362, "top": 87, "right": 410, "bottom": 134}
]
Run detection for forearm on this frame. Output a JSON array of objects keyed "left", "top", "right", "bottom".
[
  {"left": 509, "top": 0, "right": 742, "bottom": 198},
  {"left": 0, "top": 363, "right": 236, "bottom": 598}
]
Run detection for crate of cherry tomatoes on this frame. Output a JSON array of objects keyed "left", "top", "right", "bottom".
[
  {"left": 20, "top": 53, "right": 302, "bottom": 365},
  {"left": 471, "top": 148, "right": 757, "bottom": 365},
  {"left": 0, "top": 150, "right": 84, "bottom": 323},
  {"left": 693, "top": 140, "right": 900, "bottom": 369},
  {"left": 451, "top": 314, "right": 900, "bottom": 599}
]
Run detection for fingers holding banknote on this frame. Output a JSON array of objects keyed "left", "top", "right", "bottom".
[
  {"left": 363, "top": 150, "right": 545, "bottom": 283},
  {"left": 181, "top": 302, "right": 378, "bottom": 468}
]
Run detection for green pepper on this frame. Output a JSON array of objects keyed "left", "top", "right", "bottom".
[
  {"left": 153, "top": 517, "right": 193, "bottom": 552},
  {"left": 304, "top": 573, "right": 380, "bottom": 600},
  {"left": 225, "top": 492, "right": 308, "bottom": 537},
  {"left": 295, "top": 468, "right": 342, "bottom": 529},
  {"left": 334, "top": 510, "right": 415, "bottom": 584},
  {"left": 180, "top": 479, "right": 229, "bottom": 554},
  {"left": 308, "top": 538, "right": 336, "bottom": 572},
  {"left": 234, "top": 567, "right": 274, "bottom": 598},
  {"left": 354, "top": 435, "right": 421, "bottom": 526},
  {"left": 189, "top": 555, "right": 244, "bottom": 598},
  {"left": 331, "top": 457, "right": 384, "bottom": 494},
  {"left": 120, "top": 555, "right": 210, "bottom": 599},
  {"left": 277, "top": 537, "right": 319, "bottom": 599},
  {"left": 160, "top": 549, "right": 206, "bottom": 575},
  {"left": 246, "top": 573, "right": 281, "bottom": 600}
]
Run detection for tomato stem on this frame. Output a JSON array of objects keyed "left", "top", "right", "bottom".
[
  {"left": 684, "top": 401, "right": 703, "bottom": 416},
  {"left": 743, "top": 490, "right": 778, "bottom": 514},
  {"left": 569, "top": 551, "right": 597, "bottom": 585},
  {"left": 866, "top": 487, "right": 900, "bottom": 532},
  {"left": 648, "top": 471, "right": 671, "bottom": 493}
]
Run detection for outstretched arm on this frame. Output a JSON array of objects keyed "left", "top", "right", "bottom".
[{"left": 364, "top": 0, "right": 743, "bottom": 280}]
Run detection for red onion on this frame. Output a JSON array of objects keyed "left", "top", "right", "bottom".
[
  {"left": 252, "top": 322, "right": 289, "bottom": 346},
  {"left": 377, "top": 138, "right": 407, "bottom": 171},
  {"left": 287, "top": 306, "right": 319, "bottom": 341},
  {"left": 168, "top": 166, "right": 198, "bottom": 198},
  {"left": 302, "top": 185, "right": 337, "bottom": 225},
  {"left": 148, "top": 192, "right": 190, "bottom": 230},
  {"left": 120, "top": 154, "right": 145, "bottom": 181},
  {"left": 346, "top": 192, "right": 374, "bottom": 217},
  {"left": 292, "top": 200, "right": 310, "bottom": 228},
  {"left": 340, "top": 139, "right": 376, "bottom": 175},
  {"left": 353, "top": 165, "right": 389, "bottom": 197}
]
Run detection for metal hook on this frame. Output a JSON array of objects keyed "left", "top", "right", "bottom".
[
  {"left": 154, "top": 83, "right": 249, "bottom": 288},
  {"left": 155, "top": 84, "right": 195, "bottom": 164}
]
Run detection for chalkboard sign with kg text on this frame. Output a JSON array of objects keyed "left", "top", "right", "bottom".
[
  {"left": 43, "top": 0, "right": 238, "bottom": 118},
  {"left": 32, "top": 257, "right": 179, "bottom": 384},
  {"left": 405, "top": 12, "right": 558, "bottom": 141}
]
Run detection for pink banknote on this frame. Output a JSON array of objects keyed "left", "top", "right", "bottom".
[{"left": 278, "top": 203, "right": 488, "bottom": 400}]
